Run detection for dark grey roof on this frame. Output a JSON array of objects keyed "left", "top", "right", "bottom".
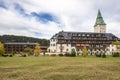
[{"left": 51, "top": 31, "right": 119, "bottom": 40}]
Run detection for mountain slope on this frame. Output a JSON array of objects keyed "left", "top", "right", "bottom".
[{"left": 0, "top": 35, "right": 49, "bottom": 46}]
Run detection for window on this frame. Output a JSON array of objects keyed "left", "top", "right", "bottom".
[
  {"left": 87, "top": 34, "right": 89, "bottom": 37},
  {"left": 67, "top": 44, "right": 69, "bottom": 46},
  {"left": 91, "top": 35, "right": 94, "bottom": 37},
  {"left": 51, "top": 44, "right": 52, "bottom": 46},
  {"left": 66, "top": 49, "right": 69, "bottom": 51},
  {"left": 72, "top": 33, "right": 77, "bottom": 36},
  {"left": 53, "top": 39, "right": 55, "bottom": 42},
  {"left": 73, "top": 37, "right": 76, "bottom": 39},
  {"left": 82, "top": 34, "right": 85, "bottom": 37},
  {"left": 78, "top": 34, "right": 81, "bottom": 36},
  {"left": 53, "top": 44, "right": 55, "bottom": 46},
  {"left": 68, "top": 33, "right": 71, "bottom": 36}
]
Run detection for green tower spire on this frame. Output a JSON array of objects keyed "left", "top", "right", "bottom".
[{"left": 94, "top": 10, "right": 106, "bottom": 26}]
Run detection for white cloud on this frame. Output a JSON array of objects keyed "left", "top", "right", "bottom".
[{"left": 0, "top": 0, "right": 120, "bottom": 39}]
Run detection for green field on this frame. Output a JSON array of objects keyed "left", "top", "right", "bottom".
[{"left": 0, "top": 56, "right": 120, "bottom": 80}]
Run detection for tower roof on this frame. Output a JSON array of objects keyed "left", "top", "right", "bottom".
[{"left": 94, "top": 10, "right": 106, "bottom": 26}]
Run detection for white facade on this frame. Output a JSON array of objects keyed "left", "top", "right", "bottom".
[
  {"left": 48, "top": 39, "right": 72, "bottom": 53},
  {"left": 48, "top": 39, "right": 57, "bottom": 52},
  {"left": 109, "top": 44, "right": 120, "bottom": 53},
  {"left": 48, "top": 38, "right": 117, "bottom": 55},
  {"left": 56, "top": 44, "right": 72, "bottom": 53}
]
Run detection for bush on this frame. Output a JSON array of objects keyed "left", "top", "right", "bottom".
[
  {"left": 64, "top": 52, "right": 70, "bottom": 56},
  {"left": 50, "top": 54, "right": 56, "bottom": 56},
  {"left": 2, "top": 54, "right": 8, "bottom": 57},
  {"left": 27, "top": 52, "right": 33, "bottom": 56},
  {"left": 9, "top": 54, "right": 13, "bottom": 57},
  {"left": 95, "top": 53, "right": 101, "bottom": 57},
  {"left": 58, "top": 53, "right": 64, "bottom": 56},
  {"left": 64, "top": 52, "right": 76, "bottom": 57},
  {"left": 70, "top": 49, "right": 76, "bottom": 57},
  {"left": 112, "top": 52, "right": 119, "bottom": 57},
  {"left": 101, "top": 53, "right": 106, "bottom": 58},
  {"left": 70, "top": 53, "right": 76, "bottom": 57},
  {"left": 22, "top": 54, "right": 26, "bottom": 57}
]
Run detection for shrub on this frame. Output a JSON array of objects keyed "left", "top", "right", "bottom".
[
  {"left": 70, "top": 53, "right": 76, "bottom": 57},
  {"left": 22, "top": 54, "right": 26, "bottom": 57},
  {"left": 70, "top": 49, "right": 76, "bottom": 57},
  {"left": 9, "top": 54, "right": 13, "bottom": 57},
  {"left": 64, "top": 52, "right": 70, "bottom": 56},
  {"left": 64, "top": 51, "right": 76, "bottom": 57},
  {"left": 50, "top": 54, "right": 56, "bottom": 56},
  {"left": 58, "top": 53, "right": 64, "bottom": 56},
  {"left": 63, "top": 50, "right": 76, "bottom": 57},
  {"left": 2, "top": 54, "right": 8, "bottom": 57},
  {"left": 112, "top": 52, "right": 119, "bottom": 57},
  {"left": 101, "top": 53, "right": 106, "bottom": 58},
  {"left": 95, "top": 53, "right": 101, "bottom": 57},
  {"left": 28, "top": 52, "right": 34, "bottom": 56}
]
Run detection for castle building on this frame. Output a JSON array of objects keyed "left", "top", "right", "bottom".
[{"left": 48, "top": 10, "right": 119, "bottom": 54}]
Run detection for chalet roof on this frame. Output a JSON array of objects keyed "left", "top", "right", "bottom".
[{"left": 51, "top": 31, "right": 119, "bottom": 40}]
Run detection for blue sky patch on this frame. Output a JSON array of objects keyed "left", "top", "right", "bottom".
[
  {"left": 14, "top": 3, "right": 25, "bottom": 14},
  {"left": 13, "top": 3, "right": 30, "bottom": 17},
  {"left": 31, "top": 12, "right": 60, "bottom": 24},
  {"left": 13, "top": 3, "right": 60, "bottom": 24},
  {"left": 0, "top": 0, "right": 7, "bottom": 9}
]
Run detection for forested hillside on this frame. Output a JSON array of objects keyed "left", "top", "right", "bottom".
[{"left": 0, "top": 35, "right": 49, "bottom": 46}]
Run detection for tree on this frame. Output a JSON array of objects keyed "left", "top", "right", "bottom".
[
  {"left": 112, "top": 40, "right": 120, "bottom": 52},
  {"left": 82, "top": 46, "right": 87, "bottom": 57},
  {"left": 0, "top": 35, "right": 49, "bottom": 46},
  {"left": 112, "top": 40, "right": 120, "bottom": 45},
  {"left": 24, "top": 47, "right": 33, "bottom": 56},
  {"left": 0, "top": 42, "right": 5, "bottom": 56},
  {"left": 112, "top": 41, "right": 120, "bottom": 57},
  {"left": 34, "top": 43, "right": 41, "bottom": 56}
]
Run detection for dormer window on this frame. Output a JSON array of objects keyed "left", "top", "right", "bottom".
[
  {"left": 82, "top": 34, "right": 85, "bottom": 37},
  {"left": 78, "top": 34, "right": 81, "bottom": 36},
  {"left": 87, "top": 34, "right": 90, "bottom": 37},
  {"left": 72, "top": 33, "right": 77, "bottom": 36}
]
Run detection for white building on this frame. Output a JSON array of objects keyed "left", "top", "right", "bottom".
[{"left": 48, "top": 10, "right": 120, "bottom": 54}]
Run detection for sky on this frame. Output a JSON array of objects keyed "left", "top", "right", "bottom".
[{"left": 0, "top": 0, "right": 120, "bottom": 39}]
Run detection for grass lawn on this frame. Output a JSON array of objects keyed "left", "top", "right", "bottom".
[{"left": 0, "top": 56, "right": 120, "bottom": 80}]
